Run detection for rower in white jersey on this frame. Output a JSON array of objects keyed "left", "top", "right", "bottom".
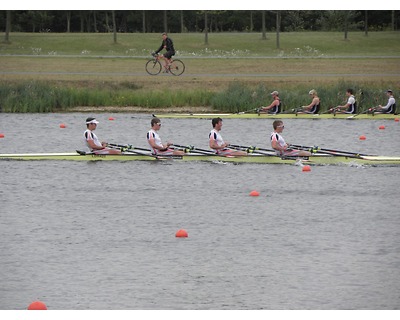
[
  {"left": 331, "top": 88, "right": 357, "bottom": 114},
  {"left": 83, "top": 117, "right": 121, "bottom": 154},
  {"left": 209, "top": 117, "right": 247, "bottom": 156},
  {"left": 147, "top": 117, "right": 184, "bottom": 156},
  {"left": 373, "top": 89, "right": 396, "bottom": 114},
  {"left": 270, "top": 120, "right": 311, "bottom": 157}
]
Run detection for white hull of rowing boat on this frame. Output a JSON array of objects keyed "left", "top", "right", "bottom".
[
  {"left": 1, "top": 152, "right": 400, "bottom": 165},
  {"left": 154, "top": 113, "right": 399, "bottom": 120}
]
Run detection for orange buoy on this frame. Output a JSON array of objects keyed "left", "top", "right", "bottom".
[
  {"left": 0, "top": 133, "right": 4, "bottom": 138},
  {"left": 175, "top": 229, "right": 188, "bottom": 238},
  {"left": 59, "top": 123, "right": 66, "bottom": 128},
  {"left": 378, "top": 125, "right": 385, "bottom": 130},
  {"left": 359, "top": 135, "right": 366, "bottom": 140},
  {"left": 249, "top": 190, "right": 260, "bottom": 197},
  {"left": 395, "top": 118, "right": 399, "bottom": 122},
  {"left": 28, "top": 301, "right": 47, "bottom": 310},
  {"left": 302, "top": 165, "right": 311, "bottom": 172},
  {"left": 109, "top": 117, "right": 115, "bottom": 121}
]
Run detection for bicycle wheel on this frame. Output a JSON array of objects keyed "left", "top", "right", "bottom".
[
  {"left": 169, "top": 59, "right": 185, "bottom": 76},
  {"left": 145, "top": 59, "right": 162, "bottom": 75}
]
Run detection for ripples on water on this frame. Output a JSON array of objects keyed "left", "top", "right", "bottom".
[{"left": 1, "top": 114, "right": 399, "bottom": 310}]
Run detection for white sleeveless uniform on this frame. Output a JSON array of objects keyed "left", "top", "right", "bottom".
[
  {"left": 209, "top": 128, "right": 237, "bottom": 155},
  {"left": 83, "top": 129, "right": 115, "bottom": 154},
  {"left": 209, "top": 129, "right": 224, "bottom": 148},
  {"left": 270, "top": 131, "right": 303, "bottom": 157},
  {"left": 147, "top": 129, "right": 174, "bottom": 155},
  {"left": 83, "top": 129, "right": 102, "bottom": 152}
]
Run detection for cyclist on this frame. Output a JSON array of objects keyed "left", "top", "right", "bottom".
[{"left": 153, "top": 32, "right": 175, "bottom": 72}]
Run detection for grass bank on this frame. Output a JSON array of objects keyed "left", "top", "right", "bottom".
[{"left": 0, "top": 79, "right": 394, "bottom": 113}]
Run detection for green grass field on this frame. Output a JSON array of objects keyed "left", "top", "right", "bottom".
[
  {"left": 0, "top": 32, "right": 399, "bottom": 112},
  {"left": 2, "top": 31, "right": 400, "bottom": 56}
]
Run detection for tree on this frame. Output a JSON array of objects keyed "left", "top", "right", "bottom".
[
  {"left": 163, "top": 10, "right": 167, "bottom": 32},
  {"left": 66, "top": 11, "right": 71, "bottom": 32},
  {"left": 344, "top": 11, "right": 349, "bottom": 40},
  {"left": 261, "top": 11, "right": 266, "bottom": 40},
  {"left": 180, "top": 11, "right": 184, "bottom": 33},
  {"left": 4, "top": 10, "right": 11, "bottom": 43},
  {"left": 142, "top": 11, "right": 146, "bottom": 33},
  {"left": 204, "top": 11, "right": 209, "bottom": 45},
  {"left": 276, "top": 11, "right": 281, "bottom": 49},
  {"left": 112, "top": 11, "right": 117, "bottom": 43}
]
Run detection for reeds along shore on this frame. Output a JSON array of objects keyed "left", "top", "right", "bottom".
[{"left": 0, "top": 79, "right": 395, "bottom": 113}]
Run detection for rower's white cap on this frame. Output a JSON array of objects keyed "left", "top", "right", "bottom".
[
  {"left": 86, "top": 117, "right": 99, "bottom": 124},
  {"left": 270, "top": 91, "right": 279, "bottom": 95}
]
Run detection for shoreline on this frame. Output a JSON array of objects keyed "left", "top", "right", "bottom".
[{"left": 67, "top": 106, "right": 216, "bottom": 113}]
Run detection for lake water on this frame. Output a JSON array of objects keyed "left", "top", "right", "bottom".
[{"left": 1, "top": 113, "right": 399, "bottom": 310}]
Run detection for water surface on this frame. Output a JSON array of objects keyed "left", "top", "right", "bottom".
[{"left": 1, "top": 113, "right": 399, "bottom": 309}]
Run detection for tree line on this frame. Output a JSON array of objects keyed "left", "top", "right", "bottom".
[{"left": 1, "top": 10, "right": 399, "bottom": 34}]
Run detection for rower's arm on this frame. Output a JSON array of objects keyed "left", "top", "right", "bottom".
[
  {"left": 271, "top": 140, "right": 286, "bottom": 152},
  {"left": 209, "top": 139, "right": 227, "bottom": 150},
  {"left": 87, "top": 139, "right": 105, "bottom": 150}
]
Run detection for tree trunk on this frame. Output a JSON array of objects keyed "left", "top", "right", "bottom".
[
  {"left": 204, "top": 12, "right": 209, "bottom": 45},
  {"left": 66, "top": 11, "right": 71, "bottom": 33},
  {"left": 80, "top": 11, "right": 84, "bottom": 33},
  {"left": 93, "top": 11, "right": 98, "bottom": 33},
  {"left": 112, "top": 10, "right": 117, "bottom": 43},
  {"left": 250, "top": 11, "right": 253, "bottom": 32},
  {"left": 344, "top": 11, "right": 349, "bottom": 40},
  {"left": 261, "top": 11, "right": 266, "bottom": 40},
  {"left": 105, "top": 12, "right": 110, "bottom": 32},
  {"left": 142, "top": 11, "right": 146, "bottom": 33},
  {"left": 163, "top": 10, "right": 167, "bottom": 32},
  {"left": 276, "top": 11, "right": 281, "bottom": 49},
  {"left": 180, "top": 10, "right": 184, "bottom": 33},
  {"left": 5, "top": 10, "right": 11, "bottom": 43},
  {"left": 391, "top": 10, "right": 395, "bottom": 31},
  {"left": 364, "top": 10, "right": 368, "bottom": 36}
]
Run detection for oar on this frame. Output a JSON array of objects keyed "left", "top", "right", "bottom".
[
  {"left": 347, "top": 108, "right": 370, "bottom": 119},
  {"left": 280, "top": 108, "right": 298, "bottom": 114},
  {"left": 172, "top": 144, "right": 215, "bottom": 155},
  {"left": 229, "top": 144, "right": 276, "bottom": 155},
  {"left": 313, "top": 108, "right": 333, "bottom": 117},
  {"left": 108, "top": 143, "right": 152, "bottom": 152},
  {"left": 107, "top": 143, "right": 164, "bottom": 157},
  {"left": 290, "top": 144, "right": 372, "bottom": 157},
  {"left": 237, "top": 108, "right": 258, "bottom": 114}
]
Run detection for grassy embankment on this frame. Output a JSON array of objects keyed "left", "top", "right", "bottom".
[{"left": 0, "top": 32, "right": 399, "bottom": 112}]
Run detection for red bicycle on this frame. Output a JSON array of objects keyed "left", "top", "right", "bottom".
[{"left": 145, "top": 53, "right": 185, "bottom": 76}]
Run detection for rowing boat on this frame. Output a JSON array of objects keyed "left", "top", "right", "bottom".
[
  {"left": 1, "top": 152, "right": 400, "bottom": 165},
  {"left": 153, "top": 113, "right": 399, "bottom": 120}
]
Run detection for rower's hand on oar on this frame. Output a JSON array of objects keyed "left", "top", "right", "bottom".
[
  {"left": 246, "top": 146, "right": 256, "bottom": 153},
  {"left": 182, "top": 145, "right": 195, "bottom": 153},
  {"left": 309, "top": 146, "right": 319, "bottom": 154}
]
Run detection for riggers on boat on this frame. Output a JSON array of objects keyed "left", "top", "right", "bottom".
[
  {"left": 152, "top": 113, "right": 399, "bottom": 120},
  {"left": 1, "top": 151, "right": 400, "bottom": 166}
]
